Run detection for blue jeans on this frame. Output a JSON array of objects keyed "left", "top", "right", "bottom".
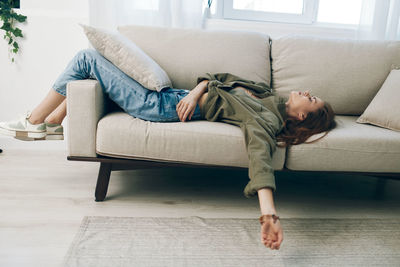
[{"left": 52, "top": 49, "right": 202, "bottom": 122}]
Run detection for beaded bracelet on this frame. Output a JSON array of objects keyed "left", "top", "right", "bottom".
[{"left": 259, "top": 214, "right": 280, "bottom": 224}]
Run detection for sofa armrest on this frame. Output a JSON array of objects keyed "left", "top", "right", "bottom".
[{"left": 67, "top": 79, "right": 106, "bottom": 157}]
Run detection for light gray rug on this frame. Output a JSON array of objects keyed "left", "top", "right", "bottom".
[{"left": 63, "top": 216, "right": 400, "bottom": 267}]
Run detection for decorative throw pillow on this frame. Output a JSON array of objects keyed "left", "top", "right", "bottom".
[
  {"left": 356, "top": 68, "right": 400, "bottom": 132},
  {"left": 79, "top": 23, "right": 172, "bottom": 92}
]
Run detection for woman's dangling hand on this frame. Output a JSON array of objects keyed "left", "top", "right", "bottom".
[
  {"left": 260, "top": 215, "right": 283, "bottom": 250},
  {"left": 176, "top": 93, "right": 198, "bottom": 122}
]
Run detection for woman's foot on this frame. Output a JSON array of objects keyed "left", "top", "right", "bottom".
[
  {"left": 44, "top": 121, "right": 64, "bottom": 140},
  {"left": 0, "top": 111, "right": 47, "bottom": 140}
]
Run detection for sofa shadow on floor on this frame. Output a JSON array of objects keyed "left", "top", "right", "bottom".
[{"left": 86, "top": 164, "right": 397, "bottom": 204}]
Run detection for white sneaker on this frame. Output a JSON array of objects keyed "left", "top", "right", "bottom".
[
  {"left": 0, "top": 111, "right": 47, "bottom": 141},
  {"left": 45, "top": 122, "right": 64, "bottom": 140}
]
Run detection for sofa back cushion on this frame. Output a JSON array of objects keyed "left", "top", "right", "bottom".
[
  {"left": 118, "top": 25, "right": 271, "bottom": 90},
  {"left": 271, "top": 36, "right": 400, "bottom": 115}
]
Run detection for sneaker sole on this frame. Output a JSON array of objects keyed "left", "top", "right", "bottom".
[
  {"left": 14, "top": 136, "right": 46, "bottom": 141},
  {"left": 14, "top": 134, "right": 64, "bottom": 141},
  {"left": 45, "top": 134, "right": 64, "bottom": 140},
  {"left": 0, "top": 126, "right": 46, "bottom": 139}
]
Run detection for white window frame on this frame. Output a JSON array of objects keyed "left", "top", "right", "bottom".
[{"left": 221, "top": 0, "right": 320, "bottom": 24}]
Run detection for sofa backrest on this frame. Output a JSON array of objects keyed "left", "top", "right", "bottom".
[
  {"left": 271, "top": 36, "right": 400, "bottom": 115},
  {"left": 118, "top": 25, "right": 271, "bottom": 91}
]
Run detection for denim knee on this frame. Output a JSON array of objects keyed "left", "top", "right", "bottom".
[
  {"left": 51, "top": 49, "right": 100, "bottom": 96},
  {"left": 77, "top": 48, "right": 99, "bottom": 57},
  {"left": 75, "top": 48, "right": 102, "bottom": 63}
]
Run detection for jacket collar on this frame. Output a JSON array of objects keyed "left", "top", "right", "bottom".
[{"left": 275, "top": 94, "right": 289, "bottom": 122}]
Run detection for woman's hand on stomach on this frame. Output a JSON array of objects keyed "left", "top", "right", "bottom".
[{"left": 176, "top": 93, "right": 199, "bottom": 122}]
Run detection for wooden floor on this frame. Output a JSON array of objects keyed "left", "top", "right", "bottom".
[{"left": 1, "top": 137, "right": 400, "bottom": 267}]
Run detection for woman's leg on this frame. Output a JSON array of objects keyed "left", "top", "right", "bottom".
[
  {"left": 29, "top": 90, "right": 65, "bottom": 124},
  {"left": 37, "top": 88, "right": 201, "bottom": 125},
  {"left": 44, "top": 99, "right": 67, "bottom": 124},
  {"left": 0, "top": 49, "right": 203, "bottom": 141},
  {"left": 48, "top": 48, "right": 201, "bottom": 122}
]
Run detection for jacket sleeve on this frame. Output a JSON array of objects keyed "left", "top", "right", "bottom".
[
  {"left": 240, "top": 118, "right": 278, "bottom": 198},
  {"left": 197, "top": 73, "right": 271, "bottom": 98},
  {"left": 197, "top": 73, "right": 215, "bottom": 85},
  {"left": 195, "top": 73, "right": 213, "bottom": 93},
  {"left": 197, "top": 72, "right": 229, "bottom": 81},
  {"left": 196, "top": 73, "right": 232, "bottom": 94}
]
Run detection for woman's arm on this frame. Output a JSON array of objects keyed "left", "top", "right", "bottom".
[
  {"left": 258, "top": 187, "right": 276, "bottom": 214},
  {"left": 189, "top": 80, "right": 208, "bottom": 100},
  {"left": 258, "top": 187, "right": 283, "bottom": 250},
  {"left": 176, "top": 80, "right": 209, "bottom": 122}
]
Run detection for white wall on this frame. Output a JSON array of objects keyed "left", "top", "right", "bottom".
[{"left": 0, "top": 0, "right": 90, "bottom": 126}]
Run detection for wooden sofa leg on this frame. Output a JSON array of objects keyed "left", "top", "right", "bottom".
[{"left": 95, "top": 162, "right": 112, "bottom": 202}]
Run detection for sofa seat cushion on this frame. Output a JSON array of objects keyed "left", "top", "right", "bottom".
[
  {"left": 285, "top": 115, "right": 400, "bottom": 172},
  {"left": 96, "top": 112, "right": 286, "bottom": 169}
]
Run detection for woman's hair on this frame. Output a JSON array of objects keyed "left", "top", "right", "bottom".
[{"left": 276, "top": 101, "right": 337, "bottom": 148}]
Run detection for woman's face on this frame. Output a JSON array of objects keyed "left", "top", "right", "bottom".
[{"left": 285, "top": 90, "right": 324, "bottom": 121}]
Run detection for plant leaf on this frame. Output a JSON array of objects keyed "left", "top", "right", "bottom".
[
  {"left": 0, "top": 22, "right": 11, "bottom": 31},
  {"left": 0, "top": 0, "right": 26, "bottom": 63},
  {"left": 15, "top": 14, "right": 27, "bottom": 23},
  {"left": 13, "top": 27, "right": 22, "bottom": 37}
]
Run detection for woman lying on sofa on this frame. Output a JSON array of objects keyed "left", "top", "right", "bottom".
[{"left": 0, "top": 49, "right": 336, "bottom": 251}]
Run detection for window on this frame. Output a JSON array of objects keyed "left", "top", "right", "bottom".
[
  {"left": 131, "top": 0, "right": 158, "bottom": 11},
  {"left": 219, "top": 0, "right": 363, "bottom": 26},
  {"left": 233, "top": 0, "right": 303, "bottom": 14},
  {"left": 223, "top": 0, "right": 317, "bottom": 24},
  {"left": 317, "top": 0, "right": 362, "bottom": 25},
  {"left": 0, "top": 0, "right": 20, "bottom": 8}
]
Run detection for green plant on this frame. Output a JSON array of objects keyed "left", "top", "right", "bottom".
[{"left": 0, "top": 0, "right": 27, "bottom": 63}]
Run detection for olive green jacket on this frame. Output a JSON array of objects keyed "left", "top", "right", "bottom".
[{"left": 197, "top": 73, "right": 288, "bottom": 198}]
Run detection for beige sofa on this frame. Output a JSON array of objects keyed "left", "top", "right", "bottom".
[{"left": 66, "top": 25, "right": 400, "bottom": 201}]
